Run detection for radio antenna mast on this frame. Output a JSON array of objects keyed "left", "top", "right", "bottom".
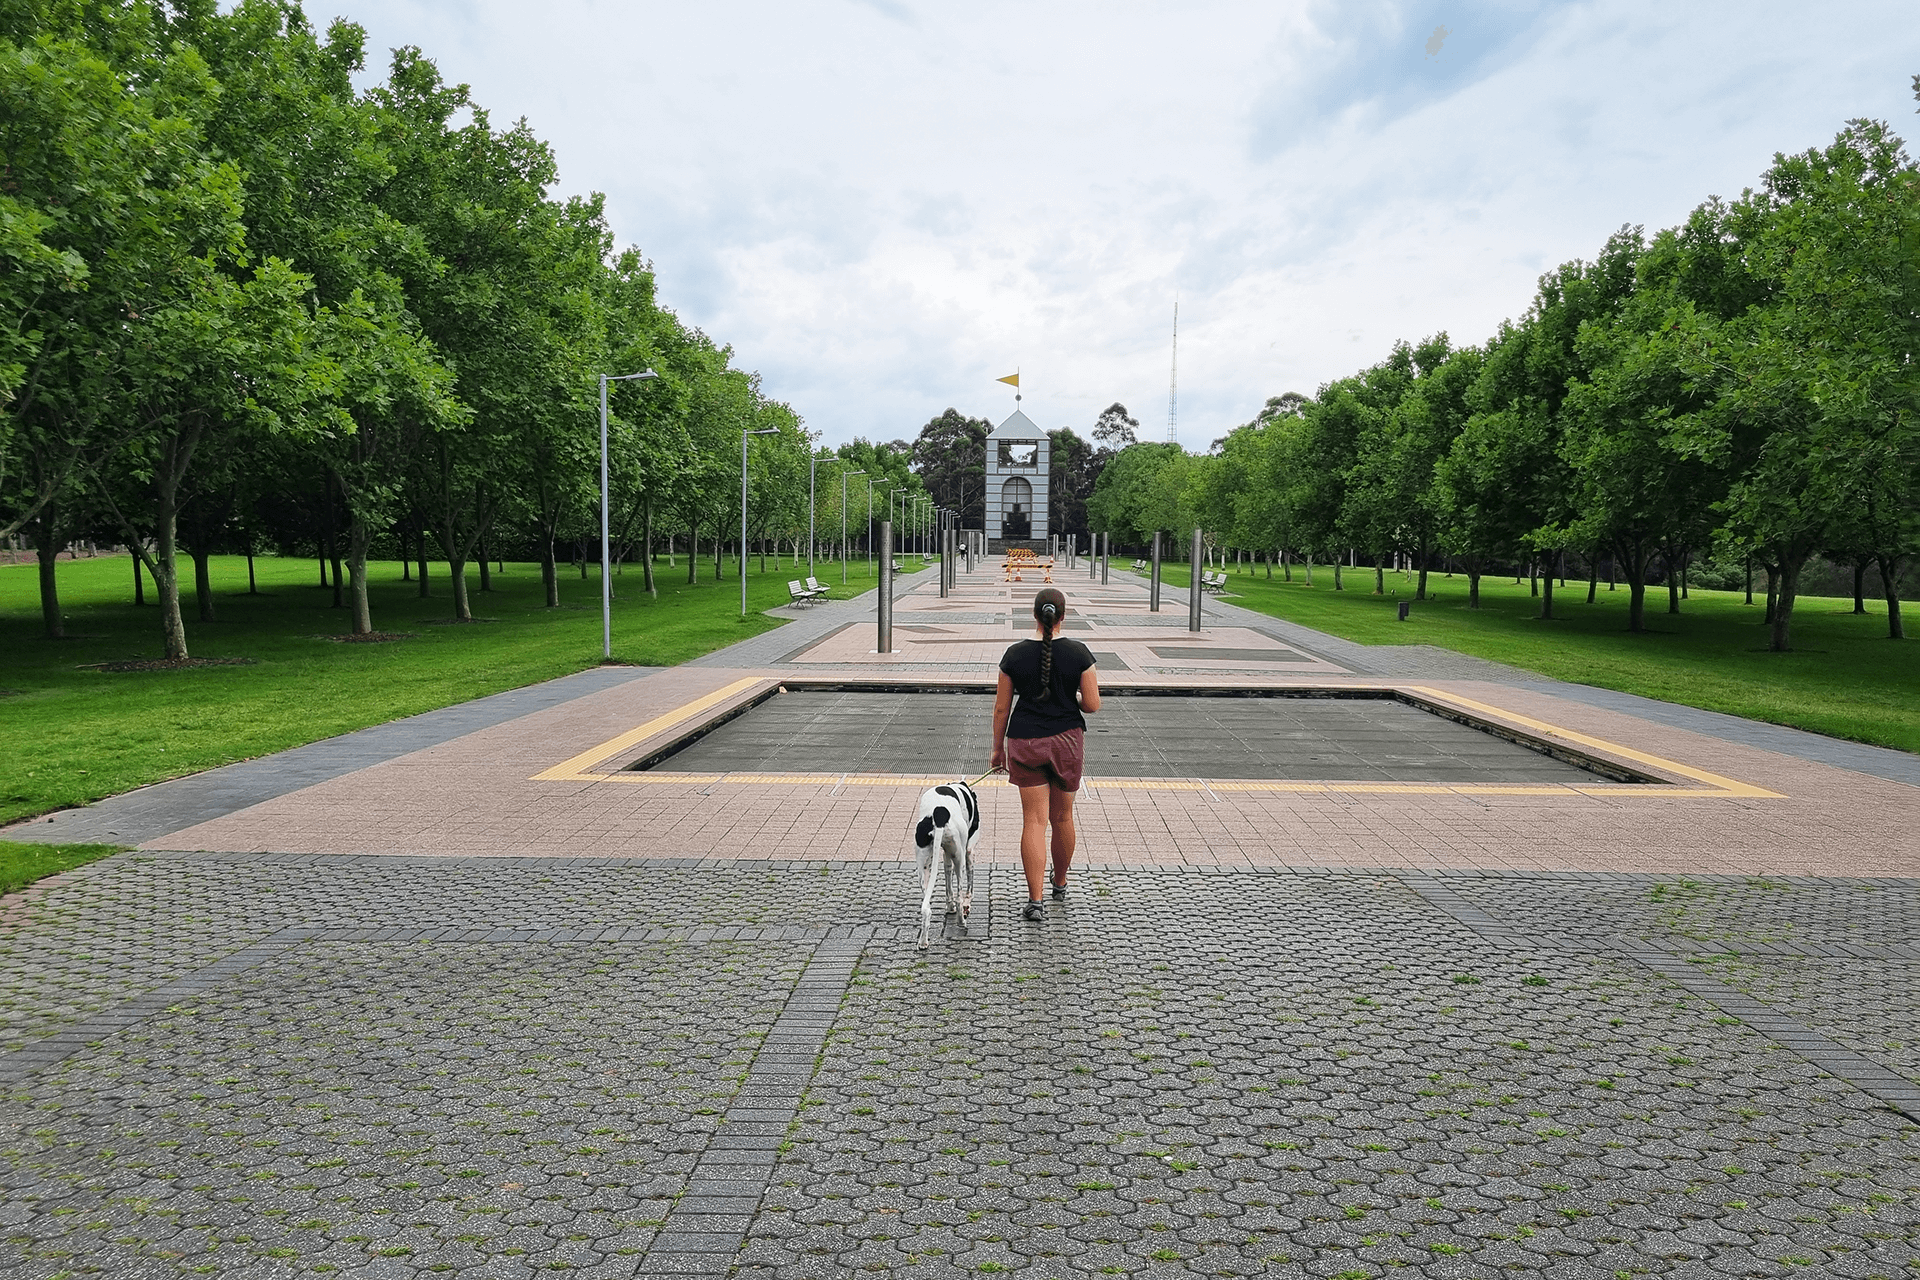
[{"left": 1167, "top": 297, "right": 1179, "bottom": 445}]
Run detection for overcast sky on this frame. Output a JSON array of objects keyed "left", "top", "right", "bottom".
[{"left": 346, "top": 1, "right": 1916, "bottom": 450}]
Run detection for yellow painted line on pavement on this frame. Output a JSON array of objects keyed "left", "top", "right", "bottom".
[
  {"left": 533, "top": 678, "right": 1782, "bottom": 800},
  {"left": 559, "top": 773, "right": 1749, "bottom": 800},
  {"left": 531, "top": 677, "right": 768, "bottom": 780},
  {"left": 1398, "top": 685, "right": 1784, "bottom": 798}
]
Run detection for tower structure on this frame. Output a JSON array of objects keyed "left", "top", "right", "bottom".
[
  {"left": 984, "top": 408, "right": 1049, "bottom": 553},
  {"left": 1167, "top": 298, "right": 1179, "bottom": 444}
]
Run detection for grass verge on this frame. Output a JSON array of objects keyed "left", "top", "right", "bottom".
[
  {"left": 0, "top": 840, "right": 127, "bottom": 896},
  {"left": 1152, "top": 562, "right": 1919, "bottom": 754},
  {"left": 2, "top": 551, "right": 918, "bottom": 825}
]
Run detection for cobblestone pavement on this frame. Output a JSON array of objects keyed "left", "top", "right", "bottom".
[{"left": 3, "top": 855, "right": 1917, "bottom": 1278}]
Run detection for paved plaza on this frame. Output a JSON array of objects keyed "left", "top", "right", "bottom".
[{"left": 5, "top": 562, "right": 1918, "bottom": 1278}]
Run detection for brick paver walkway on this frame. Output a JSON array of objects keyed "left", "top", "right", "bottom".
[{"left": 4, "top": 558, "right": 1916, "bottom": 1278}]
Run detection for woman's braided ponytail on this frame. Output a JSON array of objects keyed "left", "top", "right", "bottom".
[{"left": 1033, "top": 588, "right": 1066, "bottom": 702}]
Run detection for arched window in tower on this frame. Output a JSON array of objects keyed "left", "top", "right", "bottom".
[{"left": 1001, "top": 476, "right": 1033, "bottom": 539}]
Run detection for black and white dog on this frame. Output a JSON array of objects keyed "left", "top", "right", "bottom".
[{"left": 912, "top": 781, "right": 979, "bottom": 948}]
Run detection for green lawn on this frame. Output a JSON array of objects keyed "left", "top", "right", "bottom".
[
  {"left": 0, "top": 840, "right": 128, "bottom": 896},
  {"left": 1151, "top": 562, "right": 1919, "bottom": 753},
  {"left": 2, "top": 549, "right": 916, "bottom": 826}
]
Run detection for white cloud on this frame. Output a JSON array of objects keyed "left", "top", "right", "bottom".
[{"left": 347, "top": 0, "right": 1919, "bottom": 447}]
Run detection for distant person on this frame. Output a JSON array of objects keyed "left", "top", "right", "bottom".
[{"left": 990, "top": 587, "right": 1101, "bottom": 921}]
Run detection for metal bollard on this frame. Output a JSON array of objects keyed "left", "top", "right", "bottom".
[
  {"left": 1100, "top": 533, "right": 1109, "bottom": 585},
  {"left": 878, "top": 522, "right": 893, "bottom": 653},
  {"left": 1189, "top": 527, "right": 1203, "bottom": 632},
  {"left": 1150, "top": 531, "right": 1162, "bottom": 611}
]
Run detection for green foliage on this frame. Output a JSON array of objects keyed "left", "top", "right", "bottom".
[
  {"left": 0, "top": 3, "right": 819, "bottom": 659},
  {"left": 1085, "top": 114, "right": 1920, "bottom": 655}
]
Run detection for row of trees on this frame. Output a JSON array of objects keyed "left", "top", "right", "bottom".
[
  {"left": 1089, "top": 113, "right": 1920, "bottom": 650},
  {"left": 3, "top": 1, "right": 932, "bottom": 655}
]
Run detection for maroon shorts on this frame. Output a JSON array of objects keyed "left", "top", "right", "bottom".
[{"left": 1005, "top": 728, "right": 1085, "bottom": 792}]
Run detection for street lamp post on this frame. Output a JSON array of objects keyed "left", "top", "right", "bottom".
[
  {"left": 599, "top": 368, "right": 658, "bottom": 660},
  {"left": 841, "top": 469, "right": 865, "bottom": 584},
  {"left": 870, "top": 481, "right": 892, "bottom": 573},
  {"left": 808, "top": 449, "right": 817, "bottom": 577},
  {"left": 741, "top": 427, "right": 778, "bottom": 616}
]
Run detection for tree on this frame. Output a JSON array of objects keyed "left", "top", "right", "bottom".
[
  {"left": 1091, "top": 402, "right": 1140, "bottom": 449},
  {"left": 1047, "top": 426, "right": 1099, "bottom": 543},
  {"left": 911, "top": 409, "right": 989, "bottom": 529},
  {"left": 1673, "top": 120, "right": 1920, "bottom": 650}
]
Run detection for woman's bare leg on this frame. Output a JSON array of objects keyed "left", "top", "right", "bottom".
[
  {"left": 1049, "top": 788, "right": 1076, "bottom": 887},
  {"left": 1018, "top": 784, "right": 1051, "bottom": 901}
]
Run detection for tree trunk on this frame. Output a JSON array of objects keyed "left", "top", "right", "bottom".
[
  {"left": 714, "top": 526, "right": 723, "bottom": 582},
  {"left": 1540, "top": 556, "right": 1555, "bottom": 620},
  {"left": 1529, "top": 557, "right": 1538, "bottom": 597},
  {"left": 445, "top": 535, "right": 472, "bottom": 621},
  {"left": 1282, "top": 548, "right": 1290, "bottom": 582},
  {"left": 1618, "top": 540, "right": 1654, "bottom": 634},
  {"left": 688, "top": 526, "right": 698, "bottom": 584},
  {"left": 1763, "top": 562, "right": 1779, "bottom": 624},
  {"left": 1665, "top": 550, "right": 1681, "bottom": 615},
  {"left": 1852, "top": 559, "right": 1867, "bottom": 614},
  {"left": 478, "top": 533, "right": 492, "bottom": 592},
  {"left": 402, "top": 524, "right": 412, "bottom": 581},
  {"left": 1770, "top": 554, "right": 1806, "bottom": 652},
  {"left": 155, "top": 516, "right": 188, "bottom": 659},
  {"left": 1374, "top": 557, "right": 1384, "bottom": 594},
  {"left": 1877, "top": 556, "right": 1905, "bottom": 640},
  {"left": 193, "top": 547, "right": 215, "bottom": 623},
  {"left": 246, "top": 548, "right": 257, "bottom": 594},
  {"left": 541, "top": 538, "right": 559, "bottom": 607},
  {"left": 347, "top": 508, "right": 373, "bottom": 636},
  {"left": 142, "top": 435, "right": 195, "bottom": 661},
  {"left": 416, "top": 519, "right": 430, "bottom": 596},
  {"left": 1333, "top": 559, "right": 1343, "bottom": 591},
  {"left": 318, "top": 545, "right": 328, "bottom": 587},
  {"left": 1304, "top": 555, "right": 1312, "bottom": 586},
  {"left": 34, "top": 503, "right": 63, "bottom": 639},
  {"left": 1743, "top": 553, "right": 1751, "bottom": 605},
  {"left": 134, "top": 546, "right": 146, "bottom": 606},
  {"left": 1586, "top": 547, "right": 1599, "bottom": 605},
  {"left": 641, "top": 494, "right": 657, "bottom": 597},
  {"left": 1415, "top": 545, "right": 1429, "bottom": 601},
  {"left": 1468, "top": 566, "right": 1481, "bottom": 609}
]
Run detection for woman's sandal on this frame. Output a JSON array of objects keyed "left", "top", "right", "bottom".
[
  {"left": 1050, "top": 876, "right": 1067, "bottom": 900},
  {"left": 1022, "top": 900, "right": 1046, "bottom": 921}
]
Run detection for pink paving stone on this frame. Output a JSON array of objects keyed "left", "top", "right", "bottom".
[{"left": 144, "top": 659, "right": 1920, "bottom": 877}]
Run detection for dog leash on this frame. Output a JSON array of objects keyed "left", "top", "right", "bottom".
[{"left": 967, "top": 766, "right": 1004, "bottom": 788}]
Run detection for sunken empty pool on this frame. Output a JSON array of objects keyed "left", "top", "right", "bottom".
[{"left": 634, "top": 689, "right": 1654, "bottom": 785}]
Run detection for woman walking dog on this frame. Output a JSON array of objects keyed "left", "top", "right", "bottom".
[{"left": 990, "top": 587, "right": 1101, "bottom": 921}]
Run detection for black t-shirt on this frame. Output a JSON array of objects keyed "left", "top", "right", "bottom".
[{"left": 999, "top": 637, "right": 1095, "bottom": 739}]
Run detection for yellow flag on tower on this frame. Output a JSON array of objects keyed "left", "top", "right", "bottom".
[{"left": 996, "top": 373, "right": 1020, "bottom": 387}]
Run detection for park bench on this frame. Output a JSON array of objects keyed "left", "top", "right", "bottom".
[
  {"left": 805, "top": 576, "right": 831, "bottom": 598},
  {"left": 787, "top": 579, "right": 824, "bottom": 607}
]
